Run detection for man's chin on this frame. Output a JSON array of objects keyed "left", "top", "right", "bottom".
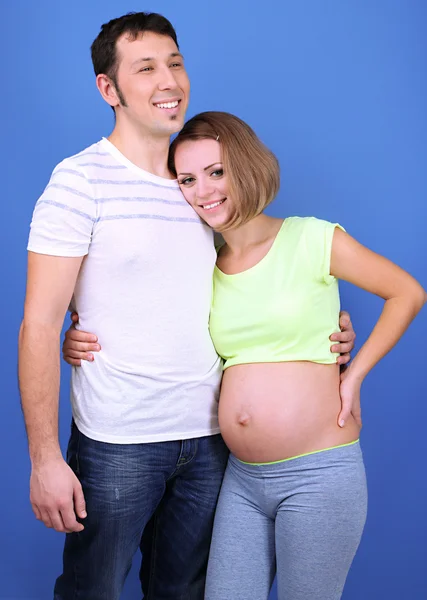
[
  {"left": 151, "top": 121, "right": 183, "bottom": 137},
  {"left": 166, "top": 115, "right": 185, "bottom": 134}
]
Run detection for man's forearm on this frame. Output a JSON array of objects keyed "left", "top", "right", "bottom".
[{"left": 18, "top": 322, "right": 62, "bottom": 465}]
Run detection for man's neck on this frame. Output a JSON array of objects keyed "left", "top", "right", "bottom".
[{"left": 108, "top": 121, "right": 173, "bottom": 179}]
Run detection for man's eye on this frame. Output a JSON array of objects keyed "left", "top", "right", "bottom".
[
  {"left": 139, "top": 67, "right": 153, "bottom": 72},
  {"left": 170, "top": 62, "right": 182, "bottom": 68}
]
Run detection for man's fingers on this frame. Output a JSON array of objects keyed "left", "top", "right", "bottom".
[
  {"left": 73, "top": 483, "right": 87, "bottom": 520},
  {"left": 48, "top": 509, "right": 67, "bottom": 533},
  {"left": 338, "top": 311, "right": 351, "bottom": 328},
  {"left": 32, "top": 503, "right": 42, "bottom": 521},
  {"left": 39, "top": 509, "right": 54, "bottom": 529},
  {"left": 64, "top": 349, "right": 94, "bottom": 361},
  {"left": 64, "top": 330, "right": 99, "bottom": 345},
  {"left": 64, "top": 358, "right": 82, "bottom": 366},
  {"left": 330, "top": 330, "right": 355, "bottom": 343},
  {"left": 336, "top": 352, "right": 351, "bottom": 366},
  {"left": 61, "top": 505, "right": 84, "bottom": 533},
  {"left": 331, "top": 341, "right": 353, "bottom": 354}
]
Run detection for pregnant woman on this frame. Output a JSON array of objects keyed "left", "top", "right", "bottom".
[{"left": 63, "top": 112, "right": 426, "bottom": 599}]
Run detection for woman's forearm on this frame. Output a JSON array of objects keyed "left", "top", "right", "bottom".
[{"left": 347, "top": 291, "right": 426, "bottom": 382}]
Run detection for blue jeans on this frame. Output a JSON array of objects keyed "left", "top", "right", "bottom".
[{"left": 54, "top": 422, "right": 229, "bottom": 600}]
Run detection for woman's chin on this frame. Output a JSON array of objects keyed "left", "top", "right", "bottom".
[{"left": 206, "top": 216, "right": 228, "bottom": 231}]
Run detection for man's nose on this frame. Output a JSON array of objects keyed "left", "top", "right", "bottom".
[{"left": 157, "top": 66, "right": 179, "bottom": 91}]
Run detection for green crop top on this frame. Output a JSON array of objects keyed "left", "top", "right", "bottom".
[{"left": 209, "top": 217, "right": 344, "bottom": 370}]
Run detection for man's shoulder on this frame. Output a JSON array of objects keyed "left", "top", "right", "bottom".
[
  {"left": 39, "top": 141, "right": 107, "bottom": 205},
  {"left": 55, "top": 140, "right": 106, "bottom": 172},
  {"left": 52, "top": 139, "right": 132, "bottom": 187}
]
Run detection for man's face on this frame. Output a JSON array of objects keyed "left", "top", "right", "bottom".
[{"left": 112, "top": 32, "right": 190, "bottom": 136}]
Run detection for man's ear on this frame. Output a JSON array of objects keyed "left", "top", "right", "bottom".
[{"left": 96, "top": 74, "right": 120, "bottom": 108}]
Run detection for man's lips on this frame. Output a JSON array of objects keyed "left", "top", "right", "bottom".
[{"left": 153, "top": 99, "right": 182, "bottom": 109}]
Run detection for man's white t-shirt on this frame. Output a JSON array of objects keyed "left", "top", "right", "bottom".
[{"left": 28, "top": 138, "right": 222, "bottom": 443}]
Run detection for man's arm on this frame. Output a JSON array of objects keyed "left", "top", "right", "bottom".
[
  {"left": 19, "top": 252, "right": 86, "bottom": 533},
  {"left": 60, "top": 309, "right": 358, "bottom": 367}
]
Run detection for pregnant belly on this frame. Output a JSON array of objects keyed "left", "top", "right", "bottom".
[{"left": 218, "top": 362, "right": 360, "bottom": 463}]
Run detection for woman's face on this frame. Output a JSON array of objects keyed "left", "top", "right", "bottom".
[{"left": 174, "top": 139, "right": 234, "bottom": 230}]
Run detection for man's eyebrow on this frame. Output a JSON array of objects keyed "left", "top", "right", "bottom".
[{"left": 131, "top": 52, "right": 184, "bottom": 67}]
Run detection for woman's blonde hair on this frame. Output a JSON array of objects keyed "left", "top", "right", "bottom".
[{"left": 168, "top": 111, "right": 280, "bottom": 232}]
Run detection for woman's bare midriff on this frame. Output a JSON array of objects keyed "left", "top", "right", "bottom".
[{"left": 218, "top": 362, "right": 360, "bottom": 463}]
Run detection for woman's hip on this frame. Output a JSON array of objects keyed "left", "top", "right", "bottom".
[{"left": 219, "top": 440, "right": 367, "bottom": 518}]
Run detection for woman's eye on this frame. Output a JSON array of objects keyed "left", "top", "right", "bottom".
[
  {"left": 179, "top": 177, "right": 195, "bottom": 185},
  {"left": 139, "top": 67, "right": 153, "bottom": 72},
  {"left": 211, "top": 169, "right": 224, "bottom": 177}
]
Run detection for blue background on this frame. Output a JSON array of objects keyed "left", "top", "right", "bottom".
[{"left": 2, "top": 1, "right": 426, "bottom": 598}]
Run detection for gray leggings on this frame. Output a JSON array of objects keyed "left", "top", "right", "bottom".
[{"left": 205, "top": 441, "right": 367, "bottom": 600}]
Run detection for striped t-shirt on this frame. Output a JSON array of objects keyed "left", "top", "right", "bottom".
[{"left": 28, "top": 138, "right": 222, "bottom": 443}]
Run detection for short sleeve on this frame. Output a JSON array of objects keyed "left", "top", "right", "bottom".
[
  {"left": 303, "top": 217, "right": 345, "bottom": 284},
  {"left": 27, "top": 160, "right": 97, "bottom": 257}
]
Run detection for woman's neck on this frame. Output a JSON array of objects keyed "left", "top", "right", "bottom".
[{"left": 221, "top": 214, "right": 281, "bottom": 256}]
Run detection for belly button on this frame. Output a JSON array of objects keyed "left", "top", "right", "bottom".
[{"left": 237, "top": 413, "right": 251, "bottom": 426}]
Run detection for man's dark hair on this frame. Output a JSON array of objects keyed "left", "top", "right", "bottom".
[{"left": 91, "top": 12, "right": 179, "bottom": 106}]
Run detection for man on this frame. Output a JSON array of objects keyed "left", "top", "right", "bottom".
[{"left": 18, "top": 12, "right": 356, "bottom": 600}]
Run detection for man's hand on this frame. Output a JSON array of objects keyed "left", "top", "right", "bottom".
[
  {"left": 19, "top": 253, "right": 87, "bottom": 531},
  {"left": 330, "top": 310, "right": 356, "bottom": 366},
  {"left": 63, "top": 312, "right": 100, "bottom": 366},
  {"left": 30, "top": 457, "right": 86, "bottom": 533}
]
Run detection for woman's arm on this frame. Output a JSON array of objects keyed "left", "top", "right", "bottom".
[{"left": 330, "top": 227, "right": 426, "bottom": 425}]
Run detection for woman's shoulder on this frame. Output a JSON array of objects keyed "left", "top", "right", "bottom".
[
  {"left": 284, "top": 216, "right": 344, "bottom": 235},
  {"left": 285, "top": 215, "right": 331, "bottom": 225}
]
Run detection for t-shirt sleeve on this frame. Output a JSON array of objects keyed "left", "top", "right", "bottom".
[
  {"left": 27, "top": 160, "right": 96, "bottom": 257},
  {"left": 303, "top": 217, "right": 345, "bottom": 284}
]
